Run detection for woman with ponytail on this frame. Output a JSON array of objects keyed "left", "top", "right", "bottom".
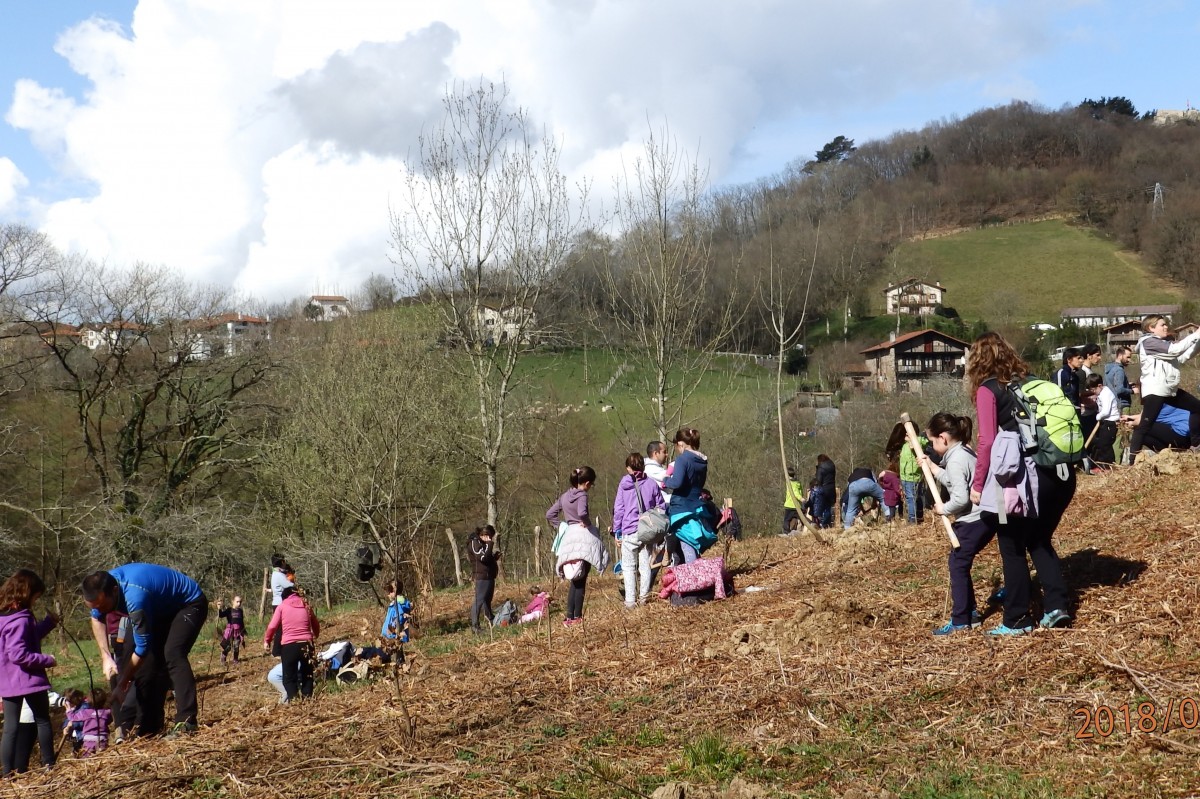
[{"left": 548, "top": 466, "right": 607, "bottom": 626}]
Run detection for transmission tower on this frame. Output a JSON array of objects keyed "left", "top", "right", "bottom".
[{"left": 1151, "top": 182, "right": 1164, "bottom": 220}]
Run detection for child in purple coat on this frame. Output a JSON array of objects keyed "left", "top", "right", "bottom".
[
  {"left": 0, "top": 569, "right": 58, "bottom": 775},
  {"left": 612, "top": 452, "right": 665, "bottom": 608},
  {"left": 62, "top": 688, "right": 112, "bottom": 756}
]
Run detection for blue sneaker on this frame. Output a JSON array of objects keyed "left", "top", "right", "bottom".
[
  {"left": 987, "top": 586, "right": 1006, "bottom": 605},
  {"left": 1040, "top": 609, "right": 1071, "bottom": 629},
  {"left": 932, "top": 621, "right": 972, "bottom": 636},
  {"left": 987, "top": 623, "right": 1034, "bottom": 637}
]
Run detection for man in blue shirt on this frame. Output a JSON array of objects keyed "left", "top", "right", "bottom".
[{"left": 82, "top": 563, "right": 208, "bottom": 737}]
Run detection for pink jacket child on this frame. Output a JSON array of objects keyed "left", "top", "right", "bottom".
[
  {"left": 657, "top": 556, "right": 733, "bottom": 600},
  {"left": 263, "top": 593, "right": 319, "bottom": 647},
  {"left": 66, "top": 704, "right": 113, "bottom": 754},
  {"left": 520, "top": 591, "right": 550, "bottom": 624}
]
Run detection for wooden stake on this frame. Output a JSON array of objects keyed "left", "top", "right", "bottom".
[
  {"left": 257, "top": 567, "right": 269, "bottom": 620},
  {"left": 323, "top": 560, "right": 332, "bottom": 610},
  {"left": 899, "top": 412, "right": 961, "bottom": 549},
  {"left": 445, "top": 527, "right": 463, "bottom": 587}
]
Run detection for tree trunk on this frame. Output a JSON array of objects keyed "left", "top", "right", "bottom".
[{"left": 445, "top": 527, "right": 463, "bottom": 587}]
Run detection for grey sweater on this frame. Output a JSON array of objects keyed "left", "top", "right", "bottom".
[{"left": 934, "top": 441, "right": 982, "bottom": 524}]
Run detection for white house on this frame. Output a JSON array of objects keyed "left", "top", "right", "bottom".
[
  {"left": 1061, "top": 304, "right": 1179, "bottom": 328},
  {"left": 476, "top": 303, "right": 537, "bottom": 344},
  {"left": 79, "top": 320, "right": 145, "bottom": 351},
  {"left": 883, "top": 279, "right": 946, "bottom": 316},
  {"left": 306, "top": 295, "right": 353, "bottom": 321},
  {"left": 176, "top": 313, "right": 270, "bottom": 360}
]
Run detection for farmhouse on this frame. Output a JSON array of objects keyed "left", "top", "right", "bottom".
[
  {"left": 476, "top": 303, "right": 537, "bottom": 344},
  {"left": 306, "top": 295, "right": 353, "bottom": 321},
  {"left": 177, "top": 313, "right": 271, "bottom": 360},
  {"left": 1102, "top": 320, "right": 1143, "bottom": 350},
  {"left": 1061, "top": 304, "right": 1179, "bottom": 328},
  {"left": 860, "top": 328, "right": 968, "bottom": 394},
  {"left": 883, "top": 279, "right": 946, "bottom": 316}
]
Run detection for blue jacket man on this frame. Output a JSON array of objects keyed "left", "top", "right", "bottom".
[{"left": 82, "top": 564, "right": 208, "bottom": 737}]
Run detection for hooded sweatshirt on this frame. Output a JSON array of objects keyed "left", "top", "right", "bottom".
[
  {"left": 612, "top": 473, "right": 665, "bottom": 535},
  {"left": 0, "top": 608, "right": 57, "bottom": 698},
  {"left": 664, "top": 449, "right": 709, "bottom": 515}
]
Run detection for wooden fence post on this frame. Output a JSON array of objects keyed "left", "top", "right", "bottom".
[
  {"left": 323, "top": 560, "right": 332, "bottom": 610},
  {"left": 533, "top": 525, "right": 542, "bottom": 575},
  {"left": 446, "top": 527, "right": 463, "bottom": 587},
  {"left": 257, "top": 567, "right": 269, "bottom": 620}
]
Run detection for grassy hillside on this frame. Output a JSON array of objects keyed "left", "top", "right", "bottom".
[
  {"left": 28, "top": 462, "right": 1200, "bottom": 798},
  {"left": 885, "top": 220, "right": 1183, "bottom": 325}
]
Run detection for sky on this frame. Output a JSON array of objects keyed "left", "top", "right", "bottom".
[{"left": 1, "top": 0, "right": 1198, "bottom": 305}]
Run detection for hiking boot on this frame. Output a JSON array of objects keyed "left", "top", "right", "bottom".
[
  {"left": 164, "top": 721, "right": 198, "bottom": 739},
  {"left": 987, "top": 586, "right": 1007, "bottom": 605},
  {"left": 1040, "top": 609, "right": 1072, "bottom": 629},
  {"left": 986, "top": 623, "right": 1033, "bottom": 637}
]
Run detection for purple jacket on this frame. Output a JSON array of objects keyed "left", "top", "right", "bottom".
[
  {"left": 0, "top": 609, "right": 57, "bottom": 698},
  {"left": 612, "top": 473, "right": 665, "bottom": 535},
  {"left": 546, "top": 486, "right": 590, "bottom": 526}
]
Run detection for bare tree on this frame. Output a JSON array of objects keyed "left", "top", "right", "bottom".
[
  {"left": 360, "top": 273, "right": 397, "bottom": 312},
  {"left": 391, "top": 79, "right": 585, "bottom": 527},
  {"left": 27, "top": 261, "right": 277, "bottom": 519},
  {"left": 759, "top": 218, "right": 823, "bottom": 535},
  {"left": 600, "top": 128, "right": 743, "bottom": 441},
  {"left": 263, "top": 312, "right": 472, "bottom": 595}
]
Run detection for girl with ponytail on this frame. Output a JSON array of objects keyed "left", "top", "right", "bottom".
[{"left": 918, "top": 413, "right": 992, "bottom": 636}]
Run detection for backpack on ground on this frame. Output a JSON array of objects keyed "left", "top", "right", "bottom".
[
  {"left": 492, "top": 599, "right": 518, "bottom": 627},
  {"left": 1007, "top": 378, "right": 1084, "bottom": 468}
]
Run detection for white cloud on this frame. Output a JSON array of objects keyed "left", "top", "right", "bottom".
[
  {"left": 0, "top": 158, "right": 29, "bottom": 211},
  {"left": 4, "top": 0, "right": 1054, "bottom": 301}
]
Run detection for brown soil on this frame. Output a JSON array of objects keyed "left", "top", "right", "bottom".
[{"left": 8, "top": 457, "right": 1200, "bottom": 798}]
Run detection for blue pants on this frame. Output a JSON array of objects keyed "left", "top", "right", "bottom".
[
  {"left": 812, "top": 488, "right": 835, "bottom": 528},
  {"left": 902, "top": 479, "right": 924, "bottom": 523},
  {"left": 843, "top": 478, "right": 884, "bottom": 529}
]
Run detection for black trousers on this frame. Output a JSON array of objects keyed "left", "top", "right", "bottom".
[
  {"left": 471, "top": 577, "right": 495, "bottom": 631},
  {"left": 1, "top": 691, "right": 54, "bottom": 774},
  {"left": 279, "top": 641, "right": 315, "bottom": 701},
  {"left": 992, "top": 466, "right": 1074, "bottom": 628},
  {"left": 1131, "top": 391, "right": 1200, "bottom": 453},
  {"left": 566, "top": 562, "right": 591, "bottom": 620},
  {"left": 135, "top": 595, "right": 208, "bottom": 734},
  {"left": 1090, "top": 420, "right": 1118, "bottom": 466}
]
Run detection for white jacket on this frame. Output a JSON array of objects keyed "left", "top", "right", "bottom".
[{"left": 1137, "top": 331, "right": 1200, "bottom": 398}]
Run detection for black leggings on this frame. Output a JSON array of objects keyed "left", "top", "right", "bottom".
[
  {"left": 471, "top": 578, "right": 495, "bottom": 631},
  {"left": 1131, "top": 391, "right": 1200, "bottom": 453},
  {"left": 566, "top": 562, "right": 591, "bottom": 620},
  {"left": 279, "top": 641, "right": 315, "bottom": 701},
  {"left": 2, "top": 691, "right": 54, "bottom": 775}
]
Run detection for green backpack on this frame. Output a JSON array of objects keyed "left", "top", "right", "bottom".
[{"left": 1007, "top": 378, "right": 1084, "bottom": 467}]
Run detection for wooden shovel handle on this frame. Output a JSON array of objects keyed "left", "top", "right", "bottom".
[{"left": 900, "top": 413, "right": 961, "bottom": 549}]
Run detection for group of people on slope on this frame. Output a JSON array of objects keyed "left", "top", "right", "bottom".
[{"left": 546, "top": 427, "right": 725, "bottom": 626}]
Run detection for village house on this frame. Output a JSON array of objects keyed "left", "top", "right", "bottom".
[
  {"left": 476, "top": 303, "right": 537, "bottom": 344},
  {"left": 860, "top": 328, "right": 969, "bottom": 394},
  {"left": 176, "top": 313, "right": 271, "bottom": 360},
  {"left": 1102, "top": 320, "right": 1143, "bottom": 351},
  {"left": 883, "top": 279, "right": 946, "bottom": 316},
  {"left": 1175, "top": 322, "right": 1199, "bottom": 339},
  {"left": 1061, "top": 304, "right": 1179, "bottom": 328},
  {"left": 79, "top": 320, "right": 146, "bottom": 350},
  {"left": 306, "top": 295, "right": 353, "bottom": 321}
]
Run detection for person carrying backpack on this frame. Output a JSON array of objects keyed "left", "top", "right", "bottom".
[
  {"left": 1129, "top": 315, "right": 1200, "bottom": 456},
  {"left": 967, "top": 332, "right": 1071, "bottom": 635},
  {"left": 611, "top": 452, "right": 665, "bottom": 608}
]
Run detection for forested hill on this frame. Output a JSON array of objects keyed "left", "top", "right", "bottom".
[{"left": 547, "top": 98, "right": 1200, "bottom": 352}]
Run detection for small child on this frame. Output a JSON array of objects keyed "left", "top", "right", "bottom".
[
  {"left": 217, "top": 596, "right": 247, "bottom": 665},
  {"left": 63, "top": 688, "right": 111, "bottom": 756},
  {"left": 782, "top": 467, "right": 804, "bottom": 534},
  {"left": 1085, "top": 373, "right": 1119, "bottom": 469},
  {"left": 381, "top": 581, "right": 413, "bottom": 644},
  {"left": 877, "top": 459, "right": 902, "bottom": 523},
  {"left": 0, "top": 568, "right": 58, "bottom": 775},
  {"left": 918, "top": 413, "right": 992, "bottom": 636},
  {"left": 520, "top": 586, "right": 550, "bottom": 623}
]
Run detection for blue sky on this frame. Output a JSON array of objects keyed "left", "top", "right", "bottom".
[{"left": 1, "top": 0, "right": 1197, "bottom": 301}]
